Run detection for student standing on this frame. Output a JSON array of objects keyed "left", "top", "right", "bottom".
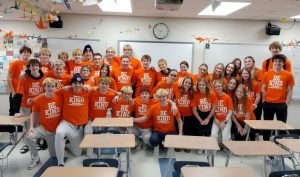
[
  {"left": 24, "top": 78, "right": 62, "bottom": 170},
  {"left": 82, "top": 44, "right": 94, "bottom": 63},
  {"left": 224, "top": 77, "right": 239, "bottom": 98},
  {"left": 39, "top": 48, "right": 53, "bottom": 75},
  {"left": 176, "top": 61, "right": 193, "bottom": 85},
  {"left": 207, "top": 63, "right": 227, "bottom": 91},
  {"left": 156, "top": 58, "right": 171, "bottom": 82},
  {"left": 94, "top": 64, "right": 117, "bottom": 90},
  {"left": 224, "top": 62, "right": 238, "bottom": 82},
  {"left": 55, "top": 73, "right": 90, "bottom": 166},
  {"left": 90, "top": 53, "right": 102, "bottom": 77},
  {"left": 153, "top": 69, "right": 178, "bottom": 100},
  {"left": 262, "top": 54, "right": 294, "bottom": 140},
  {"left": 47, "top": 60, "right": 71, "bottom": 88},
  {"left": 119, "top": 44, "right": 142, "bottom": 70},
  {"left": 192, "top": 64, "right": 209, "bottom": 84}
]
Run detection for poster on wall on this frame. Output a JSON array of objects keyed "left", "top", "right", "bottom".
[{"left": 0, "top": 36, "right": 44, "bottom": 94}]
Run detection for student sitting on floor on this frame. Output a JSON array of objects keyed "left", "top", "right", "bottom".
[{"left": 24, "top": 78, "right": 62, "bottom": 170}]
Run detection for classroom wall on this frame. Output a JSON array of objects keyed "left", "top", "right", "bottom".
[{"left": 1, "top": 14, "right": 300, "bottom": 127}]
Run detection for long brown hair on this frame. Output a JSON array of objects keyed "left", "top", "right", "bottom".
[
  {"left": 179, "top": 76, "right": 194, "bottom": 99},
  {"left": 233, "top": 84, "right": 247, "bottom": 113},
  {"left": 244, "top": 56, "right": 257, "bottom": 80},
  {"left": 240, "top": 68, "right": 253, "bottom": 91},
  {"left": 196, "top": 78, "right": 210, "bottom": 98},
  {"left": 210, "top": 63, "right": 225, "bottom": 84}
]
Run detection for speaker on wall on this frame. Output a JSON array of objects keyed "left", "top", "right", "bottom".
[{"left": 266, "top": 22, "right": 280, "bottom": 35}]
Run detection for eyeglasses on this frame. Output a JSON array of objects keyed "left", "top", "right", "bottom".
[{"left": 170, "top": 74, "right": 177, "bottom": 77}]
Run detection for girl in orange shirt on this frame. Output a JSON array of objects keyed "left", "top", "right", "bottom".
[
  {"left": 211, "top": 81, "right": 234, "bottom": 141},
  {"left": 233, "top": 58, "right": 242, "bottom": 76},
  {"left": 231, "top": 84, "right": 255, "bottom": 140},
  {"left": 192, "top": 64, "right": 209, "bottom": 84},
  {"left": 153, "top": 69, "right": 178, "bottom": 100},
  {"left": 134, "top": 89, "right": 182, "bottom": 154},
  {"left": 207, "top": 63, "right": 227, "bottom": 91},
  {"left": 224, "top": 62, "right": 238, "bottom": 82},
  {"left": 191, "top": 78, "right": 217, "bottom": 137},
  {"left": 224, "top": 77, "right": 239, "bottom": 98},
  {"left": 174, "top": 76, "right": 195, "bottom": 136},
  {"left": 176, "top": 61, "right": 193, "bottom": 85},
  {"left": 94, "top": 64, "right": 117, "bottom": 91}
]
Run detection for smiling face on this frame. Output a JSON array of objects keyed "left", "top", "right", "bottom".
[
  {"left": 273, "top": 59, "right": 284, "bottom": 70},
  {"left": 44, "top": 83, "right": 56, "bottom": 95},
  {"left": 81, "top": 67, "right": 91, "bottom": 78},
  {"left": 270, "top": 47, "right": 281, "bottom": 56},
  {"left": 228, "top": 79, "right": 237, "bottom": 91},
  {"left": 84, "top": 50, "right": 93, "bottom": 60},
  {"left": 29, "top": 63, "right": 40, "bottom": 75},
  {"left": 183, "top": 78, "right": 192, "bottom": 90},
  {"left": 235, "top": 86, "right": 244, "bottom": 100},
  {"left": 121, "top": 57, "right": 130, "bottom": 70},
  {"left": 99, "top": 81, "right": 110, "bottom": 91},
  {"left": 197, "top": 80, "right": 206, "bottom": 92},
  {"left": 244, "top": 57, "right": 254, "bottom": 69},
  {"left": 20, "top": 50, "right": 31, "bottom": 61},
  {"left": 198, "top": 65, "right": 208, "bottom": 76},
  {"left": 214, "top": 64, "right": 224, "bottom": 76},
  {"left": 168, "top": 70, "right": 178, "bottom": 82},
  {"left": 72, "top": 81, "right": 83, "bottom": 93},
  {"left": 93, "top": 55, "right": 102, "bottom": 66},
  {"left": 241, "top": 69, "right": 250, "bottom": 80},
  {"left": 225, "top": 63, "right": 235, "bottom": 75},
  {"left": 40, "top": 52, "right": 50, "bottom": 64},
  {"left": 141, "top": 58, "right": 151, "bottom": 69},
  {"left": 140, "top": 91, "right": 150, "bottom": 102},
  {"left": 180, "top": 64, "right": 188, "bottom": 73},
  {"left": 158, "top": 61, "right": 167, "bottom": 71},
  {"left": 54, "top": 65, "right": 64, "bottom": 77},
  {"left": 73, "top": 53, "right": 82, "bottom": 63}
]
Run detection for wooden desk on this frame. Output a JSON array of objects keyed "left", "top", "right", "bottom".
[
  {"left": 163, "top": 135, "right": 220, "bottom": 177},
  {"left": 80, "top": 134, "right": 135, "bottom": 177},
  {"left": 223, "top": 141, "right": 289, "bottom": 177},
  {"left": 91, "top": 118, "right": 133, "bottom": 127},
  {"left": 277, "top": 139, "right": 300, "bottom": 153},
  {"left": 0, "top": 116, "right": 29, "bottom": 144},
  {"left": 41, "top": 167, "right": 118, "bottom": 177},
  {"left": 79, "top": 134, "right": 135, "bottom": 148},
  {"left": 244, "top": 120, "right": 294, "bottom": 140},
  {"left": 181, "top": 167, "right": 256, "bottom": 177}
]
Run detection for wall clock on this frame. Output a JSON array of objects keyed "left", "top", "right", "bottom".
[{"left": 153, "top": 23, "right": 169, "bottom": 39}]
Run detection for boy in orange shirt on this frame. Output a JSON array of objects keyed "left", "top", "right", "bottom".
[
  {"left": 262, "top": 41, "right": 292, "bottom": 73},
  {"left": 111, "top": 55, "right": 134, "bottom": 92},
  {"left": 47, "top": 60, "right": 71, "bottom": 88},
  {"left": 102, "top": 47, "right": 120, "bottom": 72},
  {"left": 7, "top": 46, "right": 31, "bottom": 116},
  {"left": 39, "top": 48, "right": 53, "bottom": 75},
  {"left": 24, "top": 78, "right": 62, "bottom": 170},
  {"left": 211, "top": 81, "right": 234, "bottom": 141},
  {"left": 134, "top": 89, "right": 182, "bottom": 156},
  {"left": 132, "top": 54, "right": 157, "bottom": 97},
  {"left": 119, "top": 44, "right": 142, "bottom": 70},
  {"left": 66, "top": 48, "right": 87, "bottom": 76},
  {"left": 55, "top": 73, "right": 90, "bottom": 166},
  {"left": 82, "top": 44, "right": 93, "bottom": 63},
  {"left": 262, "top": 54, "right": 294, "bottom": 140}
]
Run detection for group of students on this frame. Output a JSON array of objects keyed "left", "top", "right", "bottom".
[{"left": 6, "top": 41, "right": 295, "bottom": 170}]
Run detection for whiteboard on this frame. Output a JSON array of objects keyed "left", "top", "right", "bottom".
[
  {"left": 204, "top": 43, "right": 300, "bottom": 100},
  {"left": 118, "top": 40, "right": 194, "bottom": 72},
  {"left": 47, "top": 37, "right": 107, "bottom": 61}
]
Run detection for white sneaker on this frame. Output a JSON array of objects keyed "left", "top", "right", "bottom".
[
  {"left": 154, "top": 145, "right": 159, "bottom": 157},
  {"left": 28, "top": 157, "right": 40, "bottom": 170}
]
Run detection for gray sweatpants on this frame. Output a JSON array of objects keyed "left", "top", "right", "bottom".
[
  {"left": 24, "top": 125, "right": 56, "bottom": 160},
  {"left": 55, "top": 120, "right": 83, "bottom": 165},
  {"left": 127, "top": 127, "right": 152, "bottom": 145}
]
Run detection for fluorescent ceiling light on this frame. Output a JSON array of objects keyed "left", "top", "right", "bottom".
[
  {"left": 198, "top": 2, "right": 251, "bottom": 16},
  {"left": 0, "top": 15, "right": 3, "bottom": 18},
  {"left": 291, "top": 15, "right": 300, "bottom": 19},
  {"left": 98, "top": 0, "right": 132, "bottom": 13}
]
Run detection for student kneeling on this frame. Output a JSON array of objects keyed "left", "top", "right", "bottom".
[{"left": 25, "top": 78, "right": 62, "bottom": 170}]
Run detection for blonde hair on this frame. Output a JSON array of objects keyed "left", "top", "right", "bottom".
[
  {"left": 43, "top": 77, "right": 57, "bottom": 87},
  {"left": 72, "top": 48, "right": 83, "bottom": 56},
  {"left": 121, "top": 86, "right": 133, "bottom": 94},
  {"left": 53, "top": 60, "right": 65, "bottom": 68},
  {"left": 120, "top": 54, "right": 130, "bottom": 61},
  {"left": 158, "top": 58, "right": 167, "bottom": 65},
  {"left": 123, "top": 44, "right": 133, "bottom": 50},
  {"left": 99, "top": 76, "right": 111, "bottom": 84},
  {"left": 156, "top": 88, "right": 169, "bottom": 97},
  {"left": 269, "top": 41, "right": 282, "bottom": 51},
  {"left": 39, "top": 48, "right": 51, "bottom": 57},
  {"left": 106, "top": 47, "right": 116, "bottom": 53},
  {"left": 58, "top": 51, "right": 69, "bottom": 59}
]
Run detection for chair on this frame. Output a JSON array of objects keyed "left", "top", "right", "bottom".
[
  {"left": 269, "top": 170, "right": 300, "bottom": 177},
  {"left": 172, "top": 161, "right": 210, "bottom": 177},
  {"left": 273, "top": 134, "right": 300, "bottom": 169},
  {"left": 83, "top": 158, "right": 123, "bottom": 177}
]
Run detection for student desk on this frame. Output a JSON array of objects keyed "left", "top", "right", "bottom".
[
  {"left": 181, "top": 166, "right": 256, "bottom": 177},
  {"left": 41, "top": 166, "right": 118, "bottom": 177},
  {"left": 79, "top": 134, "right": 135, "bottom": 177},
  {"left": 244, "top": 120, "right": 294, "bottom": 140},
  {"left": 91, "top": 118, "right": 134, "bottom": 128},
  {"left": 163, "top": 135, "right": 220, "bottom": 177},
  {"left": 0, "top": 116, "right": 29, "bottom": 142},
  {"left": 223, "top": 141, "right": 289, "bottom": 177},
  {"left": 277, "top": 139, "right": 300, "bottom": 168}
]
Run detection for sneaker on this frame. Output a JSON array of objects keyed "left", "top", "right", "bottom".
[
  {"left": 20, "top": 145, "right": 29, "bottom": 154},
  {"left": 154, "top": 145, "right": 159, "bottom": 157},
  {"left": 28, "top": 158, "right": 40, "bottom": 170},
  {"left": 58, "top": 164, "right": 64, "bottom": 167}
]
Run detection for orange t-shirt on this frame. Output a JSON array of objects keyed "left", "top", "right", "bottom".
[
  {"left": 191, "top": 91, "right": 218, "bottom": 112},
  {"left": 112, "top": 98, "right": 135, "bottom": 118},
  {"left": 66, "top": 60, "right": 88, "bottom": 76},
  {"left": 235, "top": 97, "right": 256, "bottom": 122},
  {"left": 47, "top": 72, "right": 71, "bottom": 88},
  {"left": 8, "top": 60, "right": 27, "bottom": 92},
  {"left": 173, "top": 87, "right": 193, "bottom": 116},
  {"left": 108, "top": 57, "right": 120, "bottom": 72},
  {"left": 17, "top": 75, "right": 46, "bottom": 108},
  {"left": 41, "top": 64, "right": 52, "bottom": 75},
  {"left": 215, "top": 93, "right": 234, "bottom": 121},
  {"left": 134, "top": 97, "right": 154, "bottom": 129},
  {"left": 56, "top": 88, "right": 90, "bottom": 125},
  {"left": 262, "top": 58, "right": 292, "bottom": 73},
  {"left": 32, "top": 93, "right": 62, "bottom": 132},
  {"left": 133, "top": 69, "right": 157, "bottom": 97},
  {"left": 84, "top": 78, "right": 95, "bottom": 87},
  {"left": 89, "top": 89, "right": 116, "bottom": 120},
  {"left": 175, "top": 72, "right": 193, "bottom": 86},
  {"left": 146, "top": 103, "right": 181, "bottom": 133},
  {"left": 91, "top": 67, "right": 101, "bottom": 77},
  {"left": 242, "top": 80, "right": 261, "bottom": 103},
  {"left": 111, "top": 67, "right": 134, "bottom": 92},
  {"left": 254, "top": 68, "right": 263, "bottom": 82},
  {"left": 115, "top": 56, "right": 142, "bottom": 70},
  {"left": 153, "top": 81, "right": 178, "bottom": 100},
  {"left": 156, "top": 72, "right": 169, "bottom": 83},
  {"left": 262, "top": 70, "right": 295, "bottom": 103},
  {"left": 94, "top": 76, "right": 117, "bottom": 91},
  {"left": 192, "top": 74, "right": 209, "bottom": 85}
]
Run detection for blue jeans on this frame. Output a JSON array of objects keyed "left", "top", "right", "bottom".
[{"left": 149, "top": 131, "right": 176, "bottom": 146}]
